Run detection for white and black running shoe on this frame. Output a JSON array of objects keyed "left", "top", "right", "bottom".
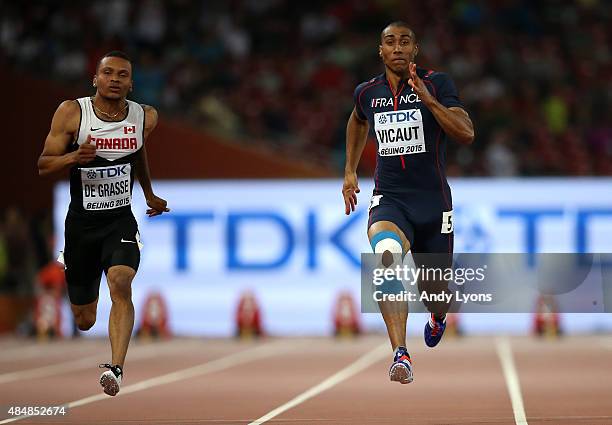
[{"left": 99, "top": 363, "right": 123, "bottom": 396}]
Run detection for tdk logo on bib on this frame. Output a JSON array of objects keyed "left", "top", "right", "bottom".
[
  {"left": 378, "top": 110, "right": 419, "bottom": 125},
  {"left": 86, "top": 165, "right": 129, "bottom": 179},
  {"left": 374, "top": 109, "right": 426, "bottom": 157}
]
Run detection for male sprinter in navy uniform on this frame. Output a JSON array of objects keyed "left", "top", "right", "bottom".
[
  {"left": 343, "top": 22, "right": 474, "bottom": 384},
  {"left": 38, "top": 51, "right": 169, "bottom": 396}
]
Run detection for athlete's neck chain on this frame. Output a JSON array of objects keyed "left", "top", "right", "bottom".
[{"left": 91, "top": 97, "right": 128, "bottom": 119}]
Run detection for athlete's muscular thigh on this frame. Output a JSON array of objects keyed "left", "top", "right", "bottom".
[{"left": 368, "top": 220, "right": 411, "bottom": 254}]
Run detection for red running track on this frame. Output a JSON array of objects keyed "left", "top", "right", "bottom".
[{"left": 0, "top": 335, "right": 610, "bottom": 424}]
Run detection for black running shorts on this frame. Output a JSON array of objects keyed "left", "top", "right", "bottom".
[{"left": 63, "top": 213, "right": 141, "bottom": 305}]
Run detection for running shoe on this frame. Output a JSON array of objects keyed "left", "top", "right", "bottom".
[
  {"left": 424, "top": 313, "right": 447, "bottom": 347},
  {"left": 389, "top": 346, "right": 413, "bottom": 384},
  {"left": 99, "top": 363, "right": 123, "bottom": 396}
]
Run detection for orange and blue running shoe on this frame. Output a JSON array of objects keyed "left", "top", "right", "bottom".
[
  {"left": 389, "top": 346, "right": 413, "bottom": 384},
  {"left": 424, "top": 313, "right": 447, "bottom": 347}
]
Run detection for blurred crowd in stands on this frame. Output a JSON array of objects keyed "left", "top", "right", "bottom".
[
  {"left": 0, "top": 206, "right": 70, "bottom": 336},
  {"left": 1, "top": 0, "right": 610, "bottom": 175},
  {"left": 0, "top": 206, "right": 54, "bottom": 296}
]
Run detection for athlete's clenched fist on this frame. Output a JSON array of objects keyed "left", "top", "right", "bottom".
[{"left": 76, "top": 134, "right": 97, "bottom": 165}]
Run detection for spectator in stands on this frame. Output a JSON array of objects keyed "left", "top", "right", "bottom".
[{"left": 1, "top": 0, "right": 609, "bottom": 177}]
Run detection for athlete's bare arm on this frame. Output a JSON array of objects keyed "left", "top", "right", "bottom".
[
  {"left": 135, "top": 105, "right": 169, "bottom": 217},
  {"left": 407, "top": 63, "right": 474, "bottom": 145},
  {"left": 38, "top": 101, "right": 97, "bottom": 177},
  {"left": 343, "top": 108, "right": 370, "bottom": 215}
]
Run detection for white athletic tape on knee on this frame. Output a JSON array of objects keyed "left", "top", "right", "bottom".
[
  {"left": 374, "top": 237, "right": 403, "bottom": 270},
  {"left": 374, "top": 238, "right": 402, "bottom": 255}
]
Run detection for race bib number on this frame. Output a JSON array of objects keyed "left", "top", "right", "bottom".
[
  {"left": 441, "top": 210, "right": 454, "bottom": 234},
  {"left": 374, "top": 109, "right": 426, "bottom": 156},
  {"left": 81, "top": 164, "right": 131, "bottom": 211}
]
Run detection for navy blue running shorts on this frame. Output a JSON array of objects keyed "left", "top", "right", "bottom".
[{"left": 367, "top": 191, "right": 454, "bottom": 256}]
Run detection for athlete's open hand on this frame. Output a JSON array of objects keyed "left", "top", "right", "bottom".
[
  {"left": 76, "top": 135, "right": 97, "bottom": 165},
  {"left": 146, "top": 195, "right": 170, "bottom": 217},
  {"left": 342, "top": 172, "right": 360, "bottom": 215},
  {"left": 407, "top": 62, "right": 434, "bottom": 106}
]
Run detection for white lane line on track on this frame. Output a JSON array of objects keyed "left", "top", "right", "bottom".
[
  {"left": 600, "top": 339, "right": 612, "bottom": 350},
  {"left": 495, "top": 337, "right": 529, "bottom": 425},
  {"left": 0, "top": 342, "right": 98, "bottom": 363},
  {"left": 248, "top": 343, "right": 389, "bottom": 425},
  {"left": 0, "top": 339, "right": 194, "bottom": 385},
  {"left": 0, "top": 341, "right": 295, "bottom": 424}
]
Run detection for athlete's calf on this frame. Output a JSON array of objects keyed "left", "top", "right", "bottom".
[{"left": 71, "top": 300, "right": 98, "bottom": 331}]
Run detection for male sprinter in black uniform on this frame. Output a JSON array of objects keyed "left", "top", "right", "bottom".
[
  {"left": 343, "top": 22, "right": 474, "bottom": 384},
  {"left": 38, "top": 51, "right": 169, "bottom": 396}
]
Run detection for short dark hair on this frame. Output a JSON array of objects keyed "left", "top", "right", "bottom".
[
  {"left": 96, "top": 51, "right": 132, "bottom": 72},
  {"left": 381, "top": 21, "right": 416, "bottom": 42}
]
